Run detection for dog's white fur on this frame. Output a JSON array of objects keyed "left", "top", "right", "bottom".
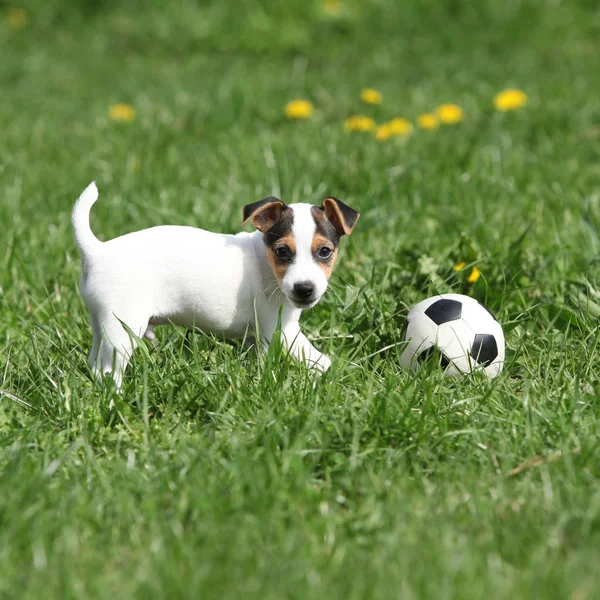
[{"left": 73, "top": 182, "right": 332, "bottom": 389}]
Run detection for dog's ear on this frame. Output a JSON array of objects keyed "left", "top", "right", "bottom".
[
  {"left": 322, "top": 197, "right": 360, "bottom": 236},
  {"left": 242, "top": 197, "right": 286, "bottom": 232}
]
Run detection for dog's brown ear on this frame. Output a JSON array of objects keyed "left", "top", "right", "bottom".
[
  {"left": 242, "top": 197, "right": 286, "bottom": 232},
  {"left": 322, "top": 197, "right": 360, "bottom": 236}
]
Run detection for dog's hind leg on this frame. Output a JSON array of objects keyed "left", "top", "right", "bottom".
[
  {"left": 94, "top": 312, "right": 148, "bottom": 390},
  {"left": 88, "top": 312, "right": 102, "bottom": 380}
]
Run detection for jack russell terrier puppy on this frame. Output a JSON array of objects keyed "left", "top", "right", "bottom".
[{"left": 72, "top": 182, "right": 359, "bottom": 388}]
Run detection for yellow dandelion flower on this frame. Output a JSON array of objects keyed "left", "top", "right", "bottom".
[
  {"left": 467, "top": 267, "right": 481, "bottom": 283},
  {"left": 344, "top": 115, "right": 377, "bottom": 132},
  {"left": 387, "top": 118, "right": 412, "bottom": 136},
  {"left": 8, "top": 7, "right": 29, "bottom": 29},
  {"left": 375, "top": 124, "right": 392, "bottom": 140},
  {"left": 109, "top": 104, "right": 136, "bottom": 122},
  {"left": 417, "top": 113, "right": 438, "bottom": 130},
  {"left": 454, "top": 261, "right": 466, "bottom": 271},
  {"left": 494, "top": 88, "right": 528, "bottom": 112},
  {"left": 436, "top": 104, "right": 463, "bottom": 124},
  {"left": 323, "top": 0, "right": 341, "bottom": 15},
  {"left": 361, "top": 88, "right": 382, "bottom": 105},
  {"left": 285, "top": 99, "right": 314, "bottom": 120}
]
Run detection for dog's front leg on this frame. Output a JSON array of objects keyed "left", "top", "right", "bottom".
[
  {"left": 256, "top": 301, "right": 331, "bottom": 372},
  {"left": 282, "top": 323, "right": 331, "bottom": 372}
]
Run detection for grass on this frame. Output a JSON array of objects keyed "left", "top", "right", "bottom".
[{"left": 1, "top": 0, "right": 600, "bottom": 597}]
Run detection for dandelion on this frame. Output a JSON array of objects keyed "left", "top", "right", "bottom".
[
  {"left": 494, "top": 88, "right": 528, "bottom": 112},
  {"left": 344, "top": 115, "right": 377, "bottom": 132},
  {"left": 454, "top": 261, "right": 466, "bottom": 271},
  {"left": 8, "top": 7, "right": 29, "bottom": 29},
  {"left": 109, "top": 104, "right": 136, "bottom": 122},
  {"left": 285, "top": 99, "right": 314, "bottom": 120},
  {"left": 375, "top": 118, "right": 412, "bottom": 140},
  {"left": 417, "top": 113, "right": 438, "bottom": 130},
  {"left": 468, "top": 267, "right": 481, "bottom": 283},
  {"left": 375, "top": 124, "right": 392, "bottom": 140},
  {"left": 361, "top": 88, "right": 382, "bottom": 105},
  {"left": 387, "top": 118, "right": 412, "bottom": 136},
  {"left": 436, "top": 104, "right": 463, "bottom": 124},
  {"left": 323, "top": 0, "right": 342, "bottom": 16}
]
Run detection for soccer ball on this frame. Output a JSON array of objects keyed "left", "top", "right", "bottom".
[{"left": 400, "top": 294, "right": 505, "bottom": 378}]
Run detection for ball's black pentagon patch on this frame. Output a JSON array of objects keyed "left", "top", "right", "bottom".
[
  {"left": 470, "top": 333, "right": 498, "bottom": 366},
  {"left": 400, "top": 317, "right": 409, "bottom": 340},
  {"left": 424, "top": 299, "right": 462, "bottom": 326},
  {"left": 418, "top": 346, "right": 451, "bottom": 369}
]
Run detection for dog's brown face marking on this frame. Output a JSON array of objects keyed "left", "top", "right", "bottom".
[
  {"left": 264, "top": 207, "right": 296, "bottom": 282},
  {"left": 267, "top": 233, "right": 296, "bottom": 282},
  {"left": 311, "top": 233, "right": 339, "bottom": 279},
  {"left": 310, "top": 208, "right": 340, "bottom": 279}
]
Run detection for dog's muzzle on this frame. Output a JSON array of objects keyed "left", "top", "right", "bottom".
[{"left": 291, "top": 281, "right": 317, "bottom": 308}]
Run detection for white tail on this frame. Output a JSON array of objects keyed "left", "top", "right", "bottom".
[{"left": 72, "top": 182, "right": 101, "bottom": 257}]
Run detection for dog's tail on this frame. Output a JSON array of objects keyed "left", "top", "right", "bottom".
[{"left": 72, "top": 181, "right": 102, "bottom": 258}]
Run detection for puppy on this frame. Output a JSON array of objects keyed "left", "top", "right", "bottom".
[{"left": 72, "top": 183, "right": 359, "bottom": 388}]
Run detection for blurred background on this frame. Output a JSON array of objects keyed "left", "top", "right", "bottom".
[{"left": 2, "top": 0, "right": 599, "bottom": 201}]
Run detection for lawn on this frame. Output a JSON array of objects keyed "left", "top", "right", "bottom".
[{"left": 1, "top": 0, "right": 600, "bottom": 598}]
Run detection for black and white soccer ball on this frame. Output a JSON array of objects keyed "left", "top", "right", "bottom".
[{"left": 400, "top": 294, "right": 505, "bottom": 378}]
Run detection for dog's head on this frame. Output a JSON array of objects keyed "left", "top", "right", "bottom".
[{"left": 242, "top": 196, "right": 359, "bottom": 309}]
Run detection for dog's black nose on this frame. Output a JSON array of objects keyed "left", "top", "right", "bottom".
[{"left": 293, "top": 281, "right": 315, "bottom": 301}]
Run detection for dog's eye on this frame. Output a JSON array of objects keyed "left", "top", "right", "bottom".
[
  {"left": 275, "top": 246, "right": 290, "bottom": 259},
  {"left": 318, "top": 246, "right": 333, "bottom": 259}
]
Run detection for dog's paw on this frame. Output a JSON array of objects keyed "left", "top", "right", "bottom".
[{"left": 312, "top": 354, "right": 331, "bottom": 373}]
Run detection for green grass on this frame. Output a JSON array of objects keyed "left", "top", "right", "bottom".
[{"left": 1, "top": 0, "right": 600, "bottom": 597}]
